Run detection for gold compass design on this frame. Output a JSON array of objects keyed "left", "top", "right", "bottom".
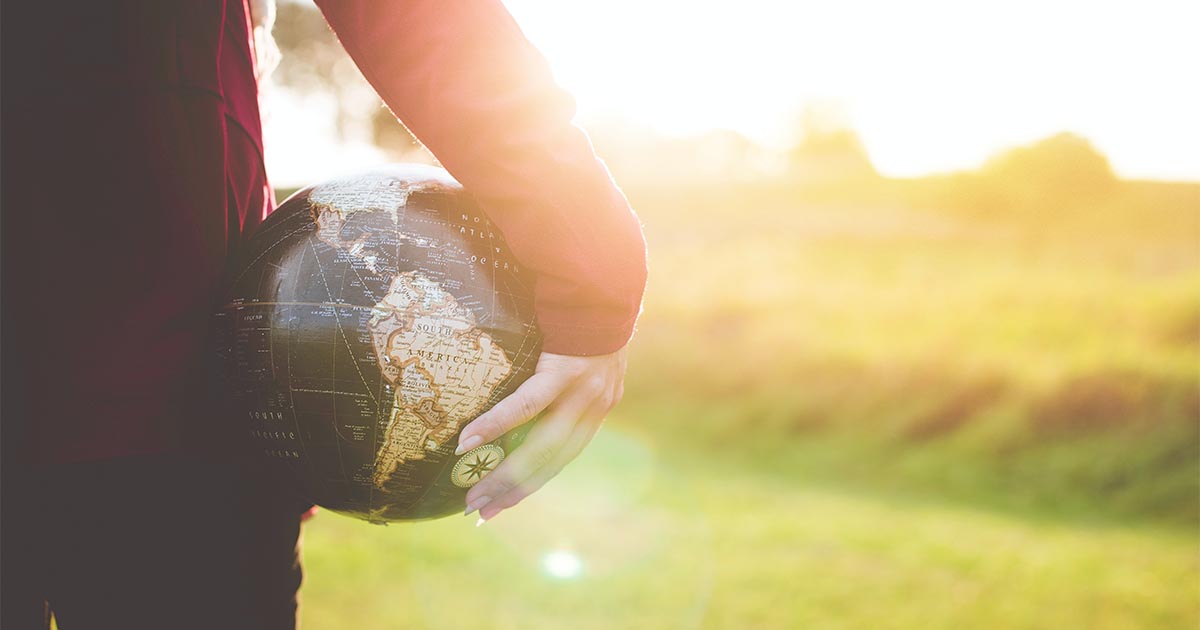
[{"left": 450, "top": 444, "right": 505, "bottom": 488}]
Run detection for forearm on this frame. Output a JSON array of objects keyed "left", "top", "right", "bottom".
[{"left": 315, "top": 0, "right": 648, "bottom": 354}]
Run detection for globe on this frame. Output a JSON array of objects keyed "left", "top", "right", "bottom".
[{"left": 214, "top": 164, "right": 541, "bottom": 523}]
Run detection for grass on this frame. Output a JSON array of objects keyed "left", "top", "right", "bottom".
[
  {"left": 301, "top": 428, "right": 1198, "bottom": 629},
  {"left": 298, "top": 171, "right": 1200, "bottom": 628}
]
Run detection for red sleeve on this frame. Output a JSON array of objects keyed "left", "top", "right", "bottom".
[{"left": 313, "top": 0, "right": 648, "bottom": 356}]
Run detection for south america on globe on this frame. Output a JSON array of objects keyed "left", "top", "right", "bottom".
[{"left": 214, "top": 165, "right": 541, "bottom": 523}]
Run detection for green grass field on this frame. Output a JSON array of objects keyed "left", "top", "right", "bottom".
[
  {"left": 299, "top": 174, "right": 1200, "bottom": 629},
  {"left": 302, "top": 431, "right": 1197, "bottom": 629}
]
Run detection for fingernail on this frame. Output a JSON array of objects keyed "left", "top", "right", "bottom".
[
  {"left": 464, "top": 495, "right": 491, "bottom": 516},
  {"left": 455, "top": 434, "right": 482, "bottom": 456},
  {"left": 475, "top": 516, "right": 487, "bottom": 527}
]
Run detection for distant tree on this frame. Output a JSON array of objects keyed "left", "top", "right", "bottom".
[
  {"left": 926, "top": 133, "right": 1119, "bottom": 219},
  {"left": 981, "top": 132, "right": 1116, "bottom": 195},
  {"left": 789, "top": 104, "right": 877, "bottom": 182},
  {"left": 273, "top": 1, "right": 420, "bottom": 154},
  {"left": 370, "top": 107, "right": 424, "bottom": 158},
  {"left": 972, "top": 133, "right": 1117, "bottom": 215}
]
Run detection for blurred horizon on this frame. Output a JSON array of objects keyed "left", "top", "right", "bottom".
[{"left": 267, "top": 0, "right": 1200, "bottom": 187}]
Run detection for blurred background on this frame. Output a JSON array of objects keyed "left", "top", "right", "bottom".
[{"left": 267, "top": 1, "right": 1198, "bottom": 628}]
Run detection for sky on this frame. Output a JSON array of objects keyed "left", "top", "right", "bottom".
[
  {"left": 264, "top": 0, "right": 1200, "bottom": 184},
  {"left": 499, "top": 0, "right": 1199, "bottom": 180}
]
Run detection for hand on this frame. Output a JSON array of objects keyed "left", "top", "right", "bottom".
[{"left": 458, "top": 347, "right": 628, "bottom": 523}]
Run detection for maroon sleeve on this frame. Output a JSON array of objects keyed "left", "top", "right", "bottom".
[{"left": 313, "top": 0, "right": 648, "bottom": 356}]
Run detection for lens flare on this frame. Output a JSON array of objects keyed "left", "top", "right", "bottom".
[{"left": 541, "top": 549, "right": 585, "bottom": 579}]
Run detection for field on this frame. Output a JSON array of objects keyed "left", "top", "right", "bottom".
[{"left": 300, "top": 173, "right": 1200, "bottom": 629}]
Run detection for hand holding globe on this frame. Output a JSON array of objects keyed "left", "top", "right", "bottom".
[
  {"left": 459, "top": 348, "right": 628, "bottom": 523},
  {"left": 217, "top": 164, "right": 628, "bottom": 524}
]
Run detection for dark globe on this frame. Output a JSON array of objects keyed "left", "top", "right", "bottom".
[{"left": 215, "top": 165, "right": 540, "bottom": 523}]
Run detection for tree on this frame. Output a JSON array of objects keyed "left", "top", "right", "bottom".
[
  {"left": 273, "top": 1, "right": 421, "bottom": 155},
  {"left": 931, "top": 133, "right": 1118, "bottom": 219},
  {"left": 789, "top": 104, "right": 877, "bottom": 182},
  {"left": 981, "top": 132, "right": 1116, "bottom": 195}
]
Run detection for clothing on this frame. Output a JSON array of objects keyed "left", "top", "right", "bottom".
[
  {"left": 3, "top": 5, "right": 293, "bottom": 625},
  {"left": 2, "top": 1, "right": 272, "bottom": 465},
  {"left": 1, "top": 0, "right": 648, "bottom": 468},
  {"left": 3, "top": 452, "right": 307, "bottom": 630}
]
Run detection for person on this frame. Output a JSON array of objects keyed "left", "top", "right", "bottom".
[{"left": 0, "top": 1, "right": 648, "bottom": 628}]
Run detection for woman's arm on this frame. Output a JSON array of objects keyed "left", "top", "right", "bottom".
[{"left": 315, "top": 0, "right": 648, "bottom": 521}]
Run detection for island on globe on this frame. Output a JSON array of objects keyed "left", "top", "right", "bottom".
[{"left": 214, "top": 164, "right": 541, "bottom": 523}]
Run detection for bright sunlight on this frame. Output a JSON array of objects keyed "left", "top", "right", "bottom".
[{"left": 502, "top": 0, "right": 1200, "bottom": 180}]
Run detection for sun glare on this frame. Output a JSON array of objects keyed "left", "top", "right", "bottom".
[{"left": 503, "top": 0, "right": 1200, "bottom": 180}]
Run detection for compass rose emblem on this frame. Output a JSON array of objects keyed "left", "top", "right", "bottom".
[{"left": 451, "top": 444, "right": 506, "bottom": 488}]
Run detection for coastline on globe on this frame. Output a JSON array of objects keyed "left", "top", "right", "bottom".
[{"left": 214, "top": 164, "right": 542, "bottom": 523}]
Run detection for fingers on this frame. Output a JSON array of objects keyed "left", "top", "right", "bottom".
[
  {"left": 463, "top": 387, "right": 592, "bottom": 511},
  {"left": 455, "top": 371, "right": 569, "bottom": 455},
  {"left": 460, "top": 398, "right": 583, "bottom": 516},
  {"left": 476, "top": 404, "right": 606, "bottom": 521},
  {"left": 460, "top": 350, "right": 630, "bottom": 522},
  {"left": 472, "top": 381, "right": 617, "bottom": 520}
]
